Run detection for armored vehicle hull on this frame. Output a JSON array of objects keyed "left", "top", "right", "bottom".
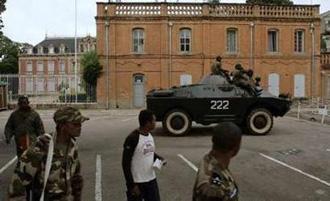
[{"left": 146, "top": 75, "right": 291, "bottom": 136}]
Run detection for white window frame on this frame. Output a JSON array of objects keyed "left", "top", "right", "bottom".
[
  {"left": 59, "top": 61, "right": 65, "bottom": 74},
  {"left": 294, "top": 30, "right": 305, "bottom": 53},
  {"left": 37, "top": 62, "right": 44, "bottom": 74},
  {"left": 26, "top": 62, "right": 33, "bottom": 75},
  {"left": 48, "top": 61, "right": 55, "bottom": 74},
  {"left": 227, "top": 28, "right": 238, "bottom": 53},
  {"left": 268, "top": 29, "right": 279, "bottom": 53},
  {"left": 133, "top": 28, "right": 144, "bottom": 53},
  {"left": 180, "top": 28, "right": 192, "bottom": 53}
]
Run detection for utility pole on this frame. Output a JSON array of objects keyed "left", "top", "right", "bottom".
[{"left": 74, "top": 0, "right": 78, "bottom": 103}]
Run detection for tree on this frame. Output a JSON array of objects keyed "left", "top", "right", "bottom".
[
  {"left": 0, "top": 35, "right": 19, "bottom": 74},
  {"left": 81, "top": 50, "right": 102, "bottom": 101},
  {"left": 246, "top": 0, "right": 293, "bottom": 5},
  {"left": 0, "top": 0, "right": 6, "bottom": 34}
]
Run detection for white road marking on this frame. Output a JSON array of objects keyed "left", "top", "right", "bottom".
[
  {"left": 95, "top": 154, "right": 103, "bottom": 201},
  {"left": 121, "top": 117, "right": 136, "bottom": 122},
  {"left": 259, "top": 153, "right": 330, "bottom": 187},
  {"left": 326, "top": 149, "right": 330, "bottom": 152},
  {"left": 0, "top": 156, "right": 17, "bottom": 174},
  {"left": 177, "top": 154, "right": 198, "bottom": 172}
]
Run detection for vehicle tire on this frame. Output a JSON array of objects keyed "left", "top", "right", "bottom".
[
  {"left": 246, "top": 108, "right": 273, "bottom": 135},
  {"left": 163, "top": 109, "right": 192, "bottom": 136}
]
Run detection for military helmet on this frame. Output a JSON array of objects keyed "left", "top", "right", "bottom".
[
  {"left": 53, "top": 106, "right": 89, "bottom": 124},
  {"left": 216, "top": 55, "right": 222, "bottom": 61}
]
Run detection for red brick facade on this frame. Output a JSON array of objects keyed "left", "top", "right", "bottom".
[{"left": 96, "top": 2, "right": 321, "bottom": 108}]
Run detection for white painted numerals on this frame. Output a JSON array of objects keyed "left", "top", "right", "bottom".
[{"left": 210, "top": 100, "right": 229, "bottom": 110}]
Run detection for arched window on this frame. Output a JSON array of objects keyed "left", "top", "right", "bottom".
[
  {"left": 268, "top": 29, "right": 279, "bottom": 52},
  {"left": 132, "top": 28, "right": 144, "bottom": 53},
  {"left": 227, "top": 28, "right": 238, "bottom": 53},
  {"left": 294, "top": 29, "right": 305, "bottom": 53},
  {"left": 180, "top": 28, "right": 191, "bottom": 53}
]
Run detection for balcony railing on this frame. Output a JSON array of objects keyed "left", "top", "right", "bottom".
[{"left": 101, "top": 3, "right": 319, "bottom": 19}]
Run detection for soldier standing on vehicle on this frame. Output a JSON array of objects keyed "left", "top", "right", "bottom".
[
  {"left": 122, "top": 109, "right": 165, "bottom": 201},
  {"left": 211, "top": 56, "right": 230, "bottom": 80},
  {"left": 7, "top": 106, "right": 88, "bottom": 201},
  {"left": 4, "top": 96, "right": 45, "bottom": 158},
  {"left": 193, "top": 122, "right": 242, "bottom": 201}
]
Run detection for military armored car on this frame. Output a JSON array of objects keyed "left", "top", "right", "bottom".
[{"left": 146, "top": 75, "right": 291, "bottom": 136}]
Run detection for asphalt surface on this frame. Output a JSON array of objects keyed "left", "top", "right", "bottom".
[{"left": 0, "top": 109, "right": 330, "bottom": 201}]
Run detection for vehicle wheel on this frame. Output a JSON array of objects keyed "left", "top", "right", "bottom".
[
  {"left": 163, "top": 109, "right": 192, "bottom": 136},
  {"left": 246, "top": 108, "right": 273, "bottom": 135}
]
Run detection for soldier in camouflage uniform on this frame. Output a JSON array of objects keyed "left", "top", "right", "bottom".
[
  {"left": 7, "top": 106, "right": 89, "bottom": 201},
  {"left": 193, "top": 122, "right": 242, "bottom": 201},
  {"left": 4, "top": 96, "right": 45, "bottom": 157},
  {"left": 211, "top": 56, "right": 230, "bottom": 81}
]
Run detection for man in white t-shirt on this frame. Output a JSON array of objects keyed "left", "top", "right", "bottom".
[{"left": 122, "top": 110, "right": 165, "bottom": 201}]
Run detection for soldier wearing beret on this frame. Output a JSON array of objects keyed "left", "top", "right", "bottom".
[
  {"left": 7, "top": 106, "right": 89, "bottom": 201},
  {"left": 193, "top": 122, "right": 242, "bottom": 201}
]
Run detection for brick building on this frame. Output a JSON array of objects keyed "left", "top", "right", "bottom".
[
  {"left": 18, "top": 36, "right": 96, "bottom": 96},
  {"left": 96, "top": 2, "right": 321, "bottom": 108}
]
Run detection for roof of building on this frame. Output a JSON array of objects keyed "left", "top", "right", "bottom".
[
  {"left": 321, "top": 10, "right": 330, "bottom": 18},
  {"left": 33, "top": 36, "right": 96, "bottom": 54}
]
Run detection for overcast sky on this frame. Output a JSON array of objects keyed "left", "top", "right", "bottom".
[{"left": 2, "top": 0, "right": 329, "bottom": 45}]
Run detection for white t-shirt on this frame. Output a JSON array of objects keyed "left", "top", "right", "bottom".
[{"left": 131, "top": 133, "right": 156, "bottom": 183}]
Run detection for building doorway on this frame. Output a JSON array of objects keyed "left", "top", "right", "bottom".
[
  {"left": 294, "top": 74, "right": 305, "bottom": 97},
  {"left": 180, "top": 74, "right": 192, "bottom": 86},
  {"left": 268, "top": 73, "right": 280, "bottom": 96},
  {"left": 133, "top": 74, "right": 145, "bottom": 108}
]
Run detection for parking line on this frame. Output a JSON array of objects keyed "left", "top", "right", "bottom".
[
  {"left": 0, "top": 156, "right": 17, "bottom": 174},
  {"left": 95, "top": 154, "right": 102, "bottom": 201},
  {"left": 259, "top": 153, "right": 330, "bottom": 187},
  {"left": 177, "top": 154, "right": 198, "bottom": 172}
]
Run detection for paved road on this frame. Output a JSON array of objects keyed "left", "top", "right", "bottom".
[{"left": 0, "top": 110, "right": 330, "bottom": 201}]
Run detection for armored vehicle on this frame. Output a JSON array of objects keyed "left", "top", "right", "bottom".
[{"left": 146, "top": 75, "right": 291, "bottom": 136}]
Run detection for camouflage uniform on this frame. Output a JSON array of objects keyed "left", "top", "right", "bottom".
[
  {"left": 8, "top": 107, "right": 88, "bottom": 201},
  {"left": 193, "top": 153, "right": 239, "bottom": 201},
  {"left": 4, "top": 108, "right": 45, "bottom": 157},
  {"left": 211, "top": 60, "right": 223, "bottom": 76}
]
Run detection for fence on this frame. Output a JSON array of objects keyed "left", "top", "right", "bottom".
[
  {"left": 0, "top": 74, "right": 96, "bottom": 104},
  {"left": 292, "top": 98, "right": 329, "bottom": 125},
  {"left": 0, "top": 84, "right": 7, "bottom": 110}
]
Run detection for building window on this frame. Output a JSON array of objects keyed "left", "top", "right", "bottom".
[
  {"left": 48, "top": 61, "right": 55, "bottom": 74},
  {"left": 49, "top": 44, "right": 54, "bottom": 54},
  {"left": 27, "top": 48, "right": 33, "bottom": 54},
  {"left": 26, "top": 62, "right": 33, "bottom": 74},
  {"left": 80, "top": 44, "right": 84, "bottom": 53},
  {"left": 60, "top": 44, "right": 66, "bottom": 54},
  {"left": 26, "top": 78, "right": 33, "bottom": 92},
  {"left": 227, "top": 28, "right": 238, "bottom": 53},
  {"left": 294, "top": 30, "right": 305, "bottom": 53},
  {"left": 133, "top": 28, "right": 144, "bottom": 53},
  {"left": 268, "top": 29, "right": 279, "bottom": 52},
  {"left": 38, "top": 46, "right": 43, "bottom": 54},
  {"left": 47, "top": 78, "right": 56, "bottom": 92},
  {"left": 326, "top": 20, "right": 330, "bottom": 31},
  {"left": 37, "top": 62, "right": 44, "bottom": 74},
  {"left": 180, "top": 28, "right": 191, "bottom": 53},
  {"left": 37, "top": 78, "right": 45, "bottom": 92},
  {"left": 60, "top": 61, "right": 65, "bottom": 74}
]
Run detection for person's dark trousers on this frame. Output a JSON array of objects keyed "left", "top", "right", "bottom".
[{"left": 126, "top": 179, "right": 161, "bottom": 201}]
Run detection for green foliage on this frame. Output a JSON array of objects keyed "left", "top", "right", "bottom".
[
  {"left": 246, "top": 0, "right": 293, "bottom": 5},
  {"left": 0, "top": 0, "right": 6, "bottom": 34},
  {"left": 0, "top": 35, "right": 19, "bottom": 74},
  {"left": 81, "top": 50, "right": 102, "bottom": 86}
]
